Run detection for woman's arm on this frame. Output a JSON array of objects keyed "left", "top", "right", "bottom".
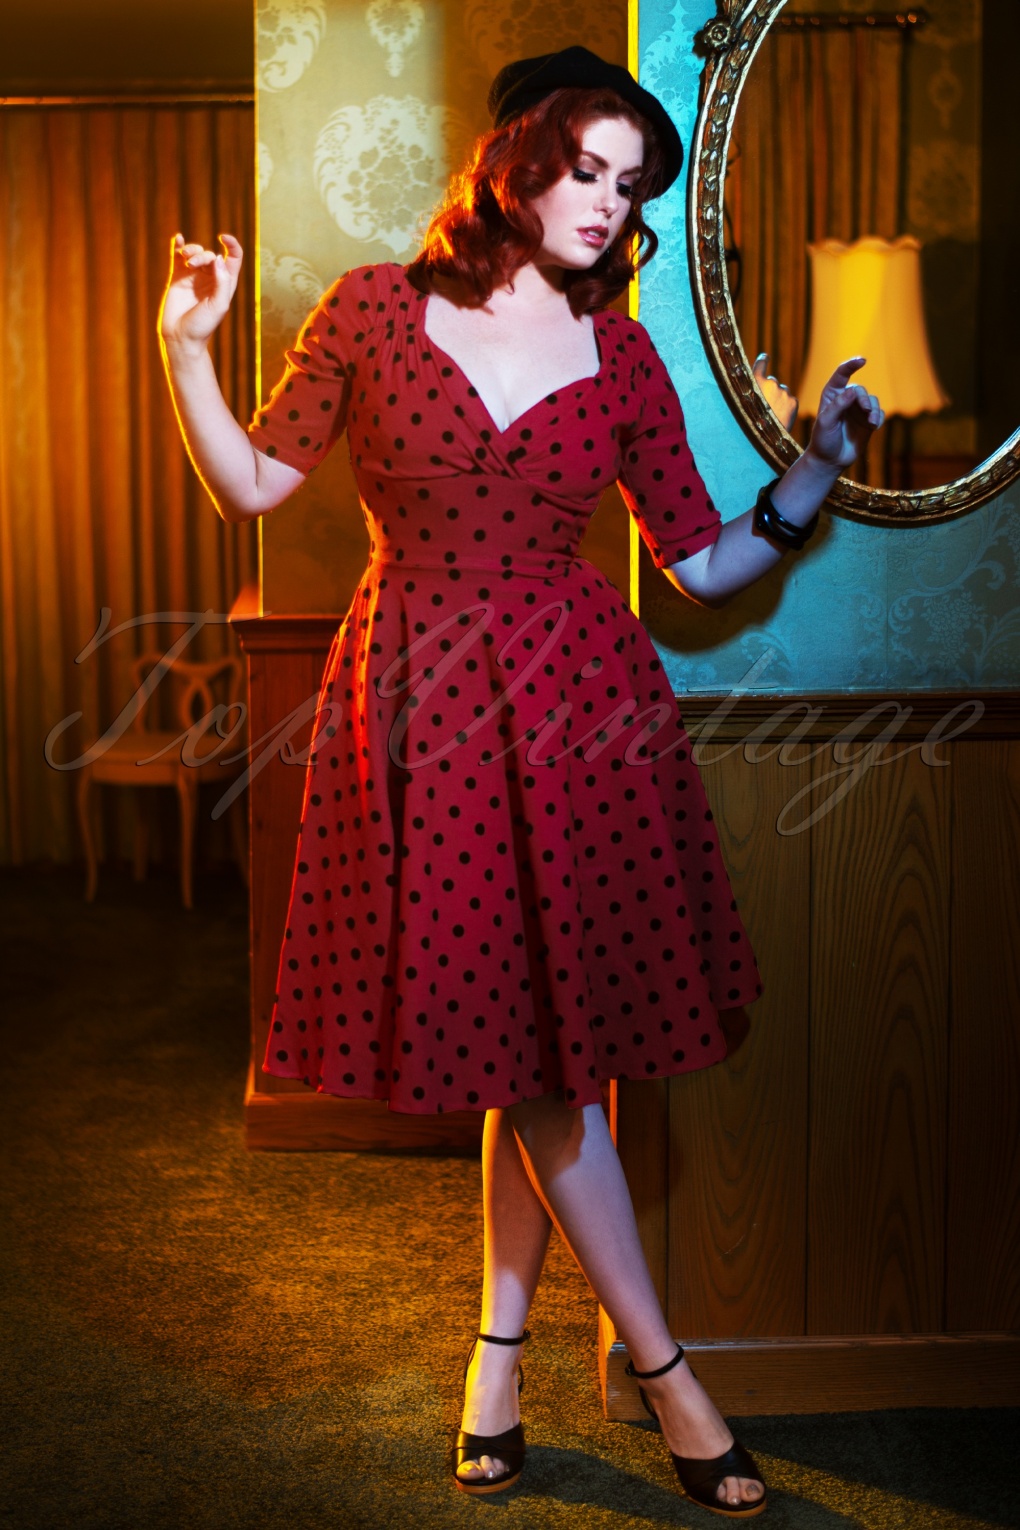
[
  {"left": 158, "top": 232, "right": 305, "bottom": 524},
  {"left": 666, "top": 358, "right": 883, "bottom": 606}
]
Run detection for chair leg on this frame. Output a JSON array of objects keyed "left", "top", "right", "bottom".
[
  {"left": 228, "top": 792, "right": 249, "bottom": 889},
  {"left": 77, "top": 767, "right": 99, "bottom": 902},
  {"left": 133, "top": 789, "right": 150, "bottom": 883},
  {"left": 177, "top": 773, "right": 198, "bottom": 911}
]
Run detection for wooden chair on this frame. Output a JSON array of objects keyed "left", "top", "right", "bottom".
[{"left": 76, "top": 651, "right": 249, "bottom": 910}]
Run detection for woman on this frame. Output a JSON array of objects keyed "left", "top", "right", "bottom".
[{"left": 159, "top": 45, "right": 882, "bottom": 1519}]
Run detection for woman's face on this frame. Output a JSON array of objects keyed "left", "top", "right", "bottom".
[{"left": 531, "top": 115, "right": 645, "bottom": 270}]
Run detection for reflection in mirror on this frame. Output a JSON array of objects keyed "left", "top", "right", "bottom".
[{"left": 725, "top": 0, "right": 1015, "bottom": 493}]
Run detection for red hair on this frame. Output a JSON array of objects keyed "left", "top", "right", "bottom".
[{"left": 406, "top": 87, "right": 665, "bottom": 317}]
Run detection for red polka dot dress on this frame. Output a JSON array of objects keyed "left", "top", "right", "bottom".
[{"left": 247, "top": 262, "right": 762, "bottom": 1114}]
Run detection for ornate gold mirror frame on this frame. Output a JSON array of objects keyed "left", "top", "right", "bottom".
[{"left": 688, "top": 0, "right": 1020, "bottom": 525}]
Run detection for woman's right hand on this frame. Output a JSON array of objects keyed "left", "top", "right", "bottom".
[{"left": 158, "top": 231, "right": 243, "bottom": 348}]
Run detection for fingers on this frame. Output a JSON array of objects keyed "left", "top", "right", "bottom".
[
  {"left": 841, "top": 382, "right": 884, "bottom": 426},
  {"left": 170, "top": 232, "right": 243, "bottom": 269},
  {"left": 218, "top": 231, "right": 245, "bottom": 274},
  {"left": 752, "top": 352, "right": 770, "bottom": 380},
  {"left": 819, "top": 377, "right": 884, "bottom": 427},
  {"left": 829, "top": 355, "right": 866, "bottom": 384}
]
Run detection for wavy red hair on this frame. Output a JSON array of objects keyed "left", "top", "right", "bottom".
[{"left": 406, "top": 87, "right": 666, "bottom": 317}]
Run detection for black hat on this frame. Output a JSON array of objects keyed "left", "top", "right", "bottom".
[{"left": 487, "top": 44, "right": 684, "bottom": 196}]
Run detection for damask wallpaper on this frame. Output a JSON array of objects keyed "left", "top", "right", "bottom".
[
  {"left": 636, "top": 0, "right": 1019, "bottom": 695},
  {"left": 253, "top": 0, "right": 1018, "bottom": 693},
  {"left": 254, "top": 0, "right": 626, "bottom": 614}
]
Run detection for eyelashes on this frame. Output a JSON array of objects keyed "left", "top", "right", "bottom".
[{"left": 571, "top": 167, "right": 636, "bottom": 200}]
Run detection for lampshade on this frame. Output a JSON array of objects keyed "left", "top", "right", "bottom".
[{"left": 798, "top": 236, "right": 949, "bottom": 418}]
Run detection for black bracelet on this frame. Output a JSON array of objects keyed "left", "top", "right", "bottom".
[{"left": 752, "top": 477, "right": 819, "bottom": 551}]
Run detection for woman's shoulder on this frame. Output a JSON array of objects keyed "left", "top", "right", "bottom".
[
  {"left": 595, "top": 306, "right": 657, "bottom": 353},
  {"left": 309, "top": 261, "right": 423, "bottom": 331}
]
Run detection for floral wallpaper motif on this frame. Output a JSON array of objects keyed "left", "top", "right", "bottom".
[
  {"left": 366, "top": 0, "right": 424, "bottom": 77},
  {"left": 257, "top": 140, "right": 274, "bottom": 194},
  {"left": 258, "top": 248, "right": 327, "bottom": 334},
  {"left": 257, "top": 1, "right": 328, "bottom": 91},
  {"left": 463, "top": 0, "right": 624, "bottom": 76},
  {"left": 313, "top": 96, "right": 469, "bottom": 255},
  {"left": 256, "top": 0, "right": 626, "bottom": 615},
  {"left": 637, "top": 0, "right": 1018, "bottom": 696}
]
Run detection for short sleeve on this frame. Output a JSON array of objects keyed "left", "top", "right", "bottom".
[
  {"left": 617, "top": 328, "right": 722, "bottom": 568},
  {"left": 246, "top": 271, "right": 362, "bottom": 475}
]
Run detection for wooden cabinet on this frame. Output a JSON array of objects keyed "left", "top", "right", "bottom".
[
  {"left": 230, "top": 586, "right": 482, "bottom": 1155},
  {"left": 601, "top": 696, "right": 1020, "bottom": 1414}
]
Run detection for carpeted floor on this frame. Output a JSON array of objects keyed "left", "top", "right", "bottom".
[{"left": 1, "top": 862, "right": 1015, "bottom": 1530}]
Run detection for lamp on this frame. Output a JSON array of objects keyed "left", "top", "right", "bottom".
[{"left": 798, "top": 236, "right": 949, "bottom": 486}]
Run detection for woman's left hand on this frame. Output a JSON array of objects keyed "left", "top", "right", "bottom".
[{"left": 807, "top": 357, "right": 885, "bottom": 470}]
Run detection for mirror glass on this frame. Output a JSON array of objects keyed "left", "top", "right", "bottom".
[{"left": 724, "top": 0, "right": 1015, "bottom": 493}]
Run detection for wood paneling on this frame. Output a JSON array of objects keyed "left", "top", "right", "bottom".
[
  {"left": 665, "top": 747, "right": 812, "bottom": 1338},
  {"left": 247, "top": 639, "right": 331, "bottom": 1087},
  {"left": 232, "top": 599, "right": 481, "bottom": 1153},
  {"left": 947, "top": 741, "right": 1020, "bottom": 1329},
  {"left": 602, "top": 1330, "right": 1020, "bottom": 1417},
  {"left": 602, "top": 699, "right": 1020, "bottom": 1416},
  {"left": 674, "top": 692, "right": 1015, "bottom": 742},
  {"left": 244, "top": 1063, "right": 482, "bottom": 1154},
  {"left": 808, "top": 743, "right": 950, "bottom": 1334},
  {"left": 612, "top": 1078, "right": 669, "bottom": 1308}
]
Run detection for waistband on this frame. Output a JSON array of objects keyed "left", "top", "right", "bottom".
[{"left": 366, "top": 552, "right": 581, "bottom": 581}]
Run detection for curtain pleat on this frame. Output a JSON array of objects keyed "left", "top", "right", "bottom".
[
  {"left": 0, "top": 104, "right": 257, "bottom": 865},
  {"left": 730, "top": 28, "right": 906, "bottom": 404}
]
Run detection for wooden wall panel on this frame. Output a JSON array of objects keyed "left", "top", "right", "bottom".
[
  {"left": 234, "top": 604, "right": 483, "bottom": 1152},
  {"left": 665, "top": 747, "right": 812, "bottom": 1338},
  {"left": 613, "top": 1078, "right": 669, "bottom": 1308},
  {"left": 604, "top": 701, "right": 1020, "bottom": 1416},
  {"left": 808, "top": 744, "right": 950, "bottom": 1334},
  {"left": 248, "top": 638, "right": 332, "bottom": 1093},
  {"left": 947, "top": 740, "right": 1020, "bottom": 1328}
]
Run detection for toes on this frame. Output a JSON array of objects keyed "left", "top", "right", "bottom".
[
  {"left": 458, "top": 1454, "right": 505, "bottom": 1481},
  {"left": 717, "top": 1475, "right": 743, "bottom": 1506},
  {"left": 721, "top": 1468, "right": 761, "bottom": 1505},
  {"left": 715, "top": 1475, "right": 764, "bottom": 1504}
]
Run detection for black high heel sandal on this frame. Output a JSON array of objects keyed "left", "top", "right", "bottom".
[
  {"left": 451, "top": 1328, "right": 531, "bottom": 1495},
  {"left": 626, "top": 1343, "right": 768, "bottom": 1519}
]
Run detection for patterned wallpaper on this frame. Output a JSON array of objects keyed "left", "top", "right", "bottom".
[
  {"left": 255, "top": 0, "right": 626, "bottom": 615},
  {"left": 253, "top": 0, "right": 1018, "bottom": 692},
  {"left": 635, "top": 0, "right": 1019, "bottom": 695}
]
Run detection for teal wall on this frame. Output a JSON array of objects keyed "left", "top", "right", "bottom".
[{"left": 636, "top": 0, "right": 1020, "bottom": 694}]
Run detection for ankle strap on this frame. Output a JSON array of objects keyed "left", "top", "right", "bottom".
[
  {"left": 624, "top": 1341, "right": 684, "bottom": 1380},
  {"left": 477, "top": 1328, "right": 530, "bottom": 1346}
]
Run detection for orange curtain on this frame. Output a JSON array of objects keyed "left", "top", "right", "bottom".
[
  {"left": 728, "top": 27, "right": 905, "bottom": 407},
  {"left": 0, "top": 103, "right": 257, "bottom": 865}
]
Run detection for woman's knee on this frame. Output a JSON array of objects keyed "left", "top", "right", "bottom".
[{"left": 508, "top": 1088, "right": 586, "bottom": 1156}]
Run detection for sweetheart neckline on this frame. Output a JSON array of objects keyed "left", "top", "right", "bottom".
[{"left": 420, "top": 294, "right": 605, "bottom": 438}]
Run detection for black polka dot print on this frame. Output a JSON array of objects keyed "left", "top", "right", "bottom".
[{"left": 248, "top": 262, "right": 763, "bottom": 1115}]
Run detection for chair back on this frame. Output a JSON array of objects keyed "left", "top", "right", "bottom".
[{"left": 127, "top": 651, "right": 245, "bottom": 741}]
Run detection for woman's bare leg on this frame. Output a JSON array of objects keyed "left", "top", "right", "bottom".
[
  {"left": 506, "top": 1091, "right": 764, "bottom": 1509},
  {"left": 457, "top": 1105, "right": 553, "bottom": 1484}
]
